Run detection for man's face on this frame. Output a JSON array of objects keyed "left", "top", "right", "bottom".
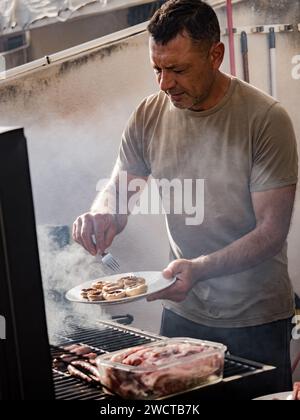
[{"left": 149, "top": 32, "right": 219, "bottom": 111}]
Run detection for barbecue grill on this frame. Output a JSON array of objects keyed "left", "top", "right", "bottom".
[{"left": 51, "top": 320, "right": 277, "bottom": 401}]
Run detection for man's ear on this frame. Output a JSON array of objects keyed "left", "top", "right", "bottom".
[{"left": 210, "top": 42, "right": 225, "bottom": 70}]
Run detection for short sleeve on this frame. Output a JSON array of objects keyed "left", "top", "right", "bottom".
[
  {"left": 116, "top": 101, "right": 151, "bottom": 177},
  {"left": 250, "top": 103, "right": 298, "bottom": 192}
]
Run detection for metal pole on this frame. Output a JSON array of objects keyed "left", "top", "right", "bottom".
[
  {"left": 269, "top": 27, "right": 277, "bottom": 98},
  {"left": 241, "top": 31, "right": 250, "bottom": 83},
  {"left": 226, "top": 0, "right": 236, "bottom": 76}
]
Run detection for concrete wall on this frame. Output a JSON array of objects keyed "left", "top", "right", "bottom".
[{"left": 27, "top": 8, "right": 128, "bottom": 63}]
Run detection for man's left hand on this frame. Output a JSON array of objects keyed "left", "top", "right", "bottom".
[{"left": 147, "top": 257, "right": 205, "bottom": 302}]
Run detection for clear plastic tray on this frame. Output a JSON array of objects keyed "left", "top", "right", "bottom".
[{"left": 96, "top": 337, "right": 227, "bottom": 400}]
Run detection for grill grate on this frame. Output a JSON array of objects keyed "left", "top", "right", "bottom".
[
  {"left": 52, "top": 372, "right": 108, "bottom": 400},
  {"left": 51, "top": 322, "right": 263, "bottom": 400},
  {"left": 224, "top": 358, "right": 256, "bottom": 377},
  {"left": 52, "top": 323, "right": 157, "bottom": 400},
  {"left": 65, "top": 327, "right": 155, "bottom": 352}
]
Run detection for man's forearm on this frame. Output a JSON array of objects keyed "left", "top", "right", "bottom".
[{"left": 194, "top": 226, "right": 285, "bottom": 281}]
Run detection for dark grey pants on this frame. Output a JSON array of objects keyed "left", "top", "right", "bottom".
[{"left": 160, "top": 308, "right": 293, "bottom": 392}]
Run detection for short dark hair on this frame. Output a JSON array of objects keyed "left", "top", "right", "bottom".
[{"left": 147, "top": 0, "right": 220, "bottom": 47}]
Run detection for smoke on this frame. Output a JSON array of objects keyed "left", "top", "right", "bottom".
[{"left": 37, "top": 225, "right": 111, "bottom": 343}]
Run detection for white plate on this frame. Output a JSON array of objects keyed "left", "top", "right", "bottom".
[
  {"left": 65, "top": 271, "right": 176, "bottom": 306},
  {"left": 254, "top": 391, "right": 293, "bottom": 400}
]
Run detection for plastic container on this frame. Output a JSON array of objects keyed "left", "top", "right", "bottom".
[{"left": 96, "top": 337, "right": 227, "bottom": 400}]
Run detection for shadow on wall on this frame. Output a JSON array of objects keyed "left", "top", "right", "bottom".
[{"left": 127, "top": 0, "right": 166, "bottom": 26}]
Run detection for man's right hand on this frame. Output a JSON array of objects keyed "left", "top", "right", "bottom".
[{"left": 72, "top": 213, "right": 118, "bottom": 256}]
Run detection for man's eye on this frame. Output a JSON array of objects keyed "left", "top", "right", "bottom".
[
  {"left": 154, "top": 69, "right": 161, "bottom": 75},
  {"left": 173, "top": 69, "right": 184, "bottom": 74}
]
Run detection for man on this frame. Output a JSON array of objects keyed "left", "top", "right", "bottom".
[{"left": 73, "top": 0, "right": 298, "bottom": 391}]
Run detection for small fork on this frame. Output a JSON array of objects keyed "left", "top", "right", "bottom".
[
  {"left": 98, "top": 252, "right": 120, "bottom": 272},
  {"left": 92, "top": 235, "right": 120, "bottom": 272}
]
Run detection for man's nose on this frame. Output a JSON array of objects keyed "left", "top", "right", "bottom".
[{"left": 159, "top": 70, "right": 176, "bottom": 92}]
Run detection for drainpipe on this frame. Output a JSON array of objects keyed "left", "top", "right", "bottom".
[
  {"left": 269, "top": 27, "right": 277, "bottom": 98},
  {"left": 241, "top": 31, "right": 250, "bottom": 83},
  {"left": 226, "top": 0, "right": 236, "bottom": 76}
]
